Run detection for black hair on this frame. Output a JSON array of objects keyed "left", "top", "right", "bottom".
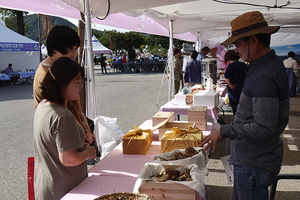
[
  {"left": 288, "top": 51, "right": 295, "bottom": 58},
  {"left": 173, "top": 47, "right": 181, "bottom": 55},
  {"left": 41, "top": 57, "right": 84, "bottom": 105},
  {"left": 225, "top": 50, "right": 240, "bottom": 61},
  {"left": 202, "top": 46, "right": 210, "bottom": 52},
  {"left": 46, "top": 25, "right": 80, "bottom": 56},
  {"left": 191, "top": 50, "right": 198, "bottom": 59}
]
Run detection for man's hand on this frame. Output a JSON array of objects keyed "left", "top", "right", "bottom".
[{"left": 199, "top": 128, "right": 223, "bottom": 152}]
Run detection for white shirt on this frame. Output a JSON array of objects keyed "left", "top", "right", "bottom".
[{"left": 283, "top": 57, "right": 298, "bottom": 77}]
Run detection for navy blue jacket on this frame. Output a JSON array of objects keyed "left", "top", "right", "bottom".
[{"left": 221, "top": 50, "right": 290, "bottom": 172}]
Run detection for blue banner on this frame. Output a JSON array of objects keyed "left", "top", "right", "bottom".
[{"left": 0, "top": 42, "right": 39, "bottom": 51}]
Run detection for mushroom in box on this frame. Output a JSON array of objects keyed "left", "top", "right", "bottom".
[{"left": 133, "top": 163, "right": 206, "bottom": 200}]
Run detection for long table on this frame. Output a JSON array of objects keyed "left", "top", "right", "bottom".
[
  {"left": 62, "top": 119, "right": 214, "bottom": 200},
  {"left": 160, "top": 97, "right": 225, "bottom": 121},
  {"left": 9, "top": 71, "right": 36, "bottom": 79},
  {"left": 0, "top": 73, "right": 10, "bottom": 80}
]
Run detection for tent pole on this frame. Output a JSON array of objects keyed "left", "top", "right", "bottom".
[
  {"left": 78, "top": 16, "right": 86, "bottom": 114},
  {"left": 196, "top": 32, "right": 202, "bottom": 52},
  {"left": 84, "top": 0, "right": 98, "bottom": 119},
  {"left": 168, "top": 20, "right": 174, "bottom": 101},
  {"left": 38, "top": 14, "right": 42, "bottom": 62}
]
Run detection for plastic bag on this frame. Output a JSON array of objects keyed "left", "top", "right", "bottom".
[{"left": 94, "top": 116, "right": 124, "bottom": 159}]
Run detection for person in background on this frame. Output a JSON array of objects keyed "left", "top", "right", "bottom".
[
  {"left": 196, "top": 46, "right": 210, "bottom": 62},
  {"left": 283, "top": 51, "right": 298, "bottom": 97},
  {"left": 167, "top": 47, "right": 183, "bottom": 94},
  {"left": 200, "top": 11, "right": 289, "bottom": 200},
  {"left": 224, "top": 50, "right": 247, "bottom": 114},
  {"left": 33, "top": 25, "right": 95, "bottom": 146},
  {"left": 184, "top": 50, "right": 201, "bottom": 87},
  {"left": 5, "top": 63, "right": 17, "bottom": 85},
  {"left": 122, "top": 54, "right": 127, "bottom": 63},
  {"left": 34, "top": 57, "right": 97, "bottom": 200},
  {"left": 99, "top": 53, "right": 107, "bottom": 74}
]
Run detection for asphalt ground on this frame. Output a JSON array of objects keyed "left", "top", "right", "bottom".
[{"left": 0, "top": 68, "right": 299, "bottom": 199}]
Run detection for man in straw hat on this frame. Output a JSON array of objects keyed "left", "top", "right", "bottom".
[{"left": 200, "top": 11, "right": 290, "bottom": 199}]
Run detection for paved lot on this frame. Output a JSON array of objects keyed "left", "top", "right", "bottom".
[{"left": 0, "top": 70, "right": 299, "bottom": 199}]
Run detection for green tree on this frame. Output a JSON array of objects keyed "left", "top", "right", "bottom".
[{"left": 0, "top": 8, "right": 28, "bottom": 35}]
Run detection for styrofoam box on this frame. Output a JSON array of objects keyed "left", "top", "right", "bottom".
[
  {"left": 193, "top": 90, "right": 219, "bottom": 107},
  {"left": 174, "top": 93, "right": 186, "bottom": 105}
]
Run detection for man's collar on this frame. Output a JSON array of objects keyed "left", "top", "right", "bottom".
[{"left": 248, "top": 49, "right": 276, "bottom": 70}]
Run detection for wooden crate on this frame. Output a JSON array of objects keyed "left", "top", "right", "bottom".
[
  {"left": 188, "top": 106, "right": 207, "bottom": 131},
  {"left": 152, "top": 111, "right": 174, "bottom": 127},
  {"left": 158, "top": 121, "right": 195, "bottom": 140},
  {"left": 139, "top": 182, "right": 196, "bottom": 200}
]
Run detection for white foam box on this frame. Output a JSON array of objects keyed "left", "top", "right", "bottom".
[
  {"left": 174, "top": 93, "right": 186, "bottom": 105},
  {"left": 188, "top": 106, "right": 207, "bottom": 131},
  {"left": 193, "top": 90, "right": 219, "bottom": 108},
  {"left": 152, "top": 111, "right": 175, "bottom": 127}
]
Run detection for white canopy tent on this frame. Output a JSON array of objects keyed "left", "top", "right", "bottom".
[
  {"left": 92, "top": 35, "right": 110, "bottom": 54},
  {"left": 0, "top": 23, "right": 39, "bottom": 71},
  {"left": 0, "top": 0, "right": 197, "bottom": 118},
  {"left": 2, "top": 0, "right": 300, "bottom": 112}
]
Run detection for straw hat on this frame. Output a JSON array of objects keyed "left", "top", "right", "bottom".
[{"left": 222, "top": 11, "right": 280, "bottom": 46}]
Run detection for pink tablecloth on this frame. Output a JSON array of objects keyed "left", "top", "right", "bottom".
[
  {"left": 62, "top": 120, "right": 213, "bottom": 200},
  {"left": 216, "top": 85, "right": 227, "bottom": 97},
  {"left": 160, "top": 98, "right": 224, "bottom": 120}
]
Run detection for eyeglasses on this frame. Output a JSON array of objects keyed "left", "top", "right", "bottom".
[{"left": 233, "top": 42, "right": 239, "bottom": 49}]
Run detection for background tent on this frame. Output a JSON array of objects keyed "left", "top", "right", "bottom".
[
  {"left": 0, "top": 23, "right": 39, "bottom": 71},
  {"left": 92, "top": 35, "right": 111, "bottom": 54}
]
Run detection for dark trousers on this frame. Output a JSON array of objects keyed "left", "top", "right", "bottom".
[
  {"left": 101, "top": 64, "right": 107, "bottom": 74},
  {"left": 229, "top": 97, "right": 238, "bottom": 115}
]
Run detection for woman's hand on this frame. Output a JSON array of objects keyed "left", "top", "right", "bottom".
[
  {"left": 85, "top": 131, "right": 95, "bottom": 144},
  {"left": 84, "top": 143, "right": 97, "bottom": 159},
  {"left": 228, "top": 83, "right": 236, "bottom": 90}
]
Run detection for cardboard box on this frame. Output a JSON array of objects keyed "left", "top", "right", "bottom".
[
  {"left": 152, "top": 111, "right": 174, "bottom": 127},
  {"left": 188, "top": 106, "right": 207, "bottom": 131},
  {"left": 193, "top": 90, "right": 219, "bottom": 107},
  {"left": 158, "top": 121, "right": 196, "bottom": 140},
  {"left": 161, "top": 127, "right": 203, "bottom": 153},
  {"left": 139, "top": 182, "right": 196, "bottom": 200},
  {"left": 122, "top": 126, "right": 153, "bottom": 155}
]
